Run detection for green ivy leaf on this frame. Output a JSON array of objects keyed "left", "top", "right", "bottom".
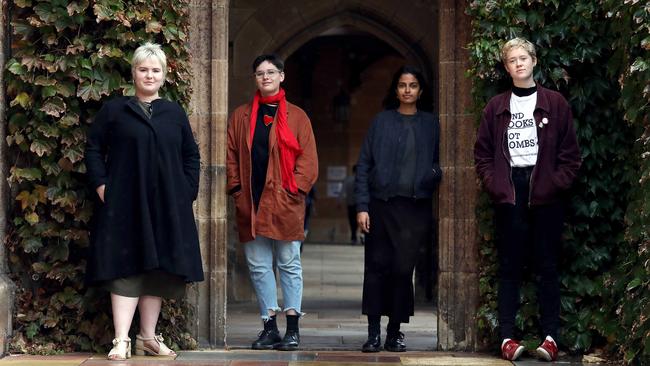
[
  {"left": 58, "top": 114, "right": 79, "bottom": 128},
  {"left": 15, "top": 0, "right": 33, "bottom": 8},
  {"left": 52, "top": 190, "right": 78, "bottom": 208},
  {"left": 25, "top": 323, "right": 39, "bottom": 340},
  {"left": 62, "top": 145, "right": 84, "bottom": 163},
  {"left": 10, "top": 92, "right": 32, "bottom": 109},
  {"left": 22, "top": 237, "right": 43, "bottom": 253},
  {"left": 7, "top": 59, "right": 26, "bottom": 75},
  {"left": 34, "top": 76, "right": 57, "bottom": 86},
  {"left": 41, "top": 86, "right": 57, "bottom": 98},
  {"left": 92, "top": 3, "right": 113, "bottom": 22},
  {"left": 44, "top": 242, "right": 69, "bottom": 262},
  {"left": 32, "top": 262, "right": 52, "bottom": 273},
  {"left": 67, "top": 0, "right": 89, "bottom": 16},
  {"left": 146, "top": 20, "right": 163, "bottom": 33},
  {"left": 41, "top": 159, "right": 62, "bottom": 176},
  {"left": 79, "top": 58, "right": 92, "bottom": 70},
  {"left": 76, "top": 81, "right": 102, "bottom": 101},
  {"left": 626, "top": 277, "right": 642, "bottom": 291},
  {"left": 25, "top": 212, "right": 39, "bottom": 225},
  {"left": 56, "top": 82, "right": 76, "bottom": 98},
  {"left": 630, "top": 58, "right": 648, "bottom": 73},
  {"left": 37, "top": 124, "right": 61, "bottom": 138},
  {"left": 40, "top": 96, "right": 66, "bottom": 117},
  {"left": 33, "top": 3, "right": 57, "bottom": 23},
  {"left": 11, "top": 167, "right": 43, "bottom": 182},
  {"left": 30, "top": 139, "right": 55, "bottom": 157}
]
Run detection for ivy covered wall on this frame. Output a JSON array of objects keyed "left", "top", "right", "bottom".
[
  {"left": 467, "top": 1, "right": 648, "bottom": 363},
  {"left": 4, "top": 0, "right": 195, "bottom": 353},
  {"left": 602, "top": 1, "right": 650, "bottom": 363}
]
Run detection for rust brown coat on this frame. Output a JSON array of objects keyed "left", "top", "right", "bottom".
[{"left": 226, "top": 101, "right": 318, "bottom": 243}]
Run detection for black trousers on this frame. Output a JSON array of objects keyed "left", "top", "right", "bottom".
[
  {"left": 495, "top": 166, "right": 564, "bottom": 340},
  {"left": 347, "top": 205, "right": 358, "bottom": 241},
  {"left": 362, "top": 196, "right": 433, "bottom": 323}
]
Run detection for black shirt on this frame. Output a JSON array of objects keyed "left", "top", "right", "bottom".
[
  {"left": 396, "top": 113, "right": 418, "bottom": 197},
  {"left": 512, "top": 84, "right": 537, "bottom": 97},
  {"left": 251, "top": 104, "right": 277, "bottom": 210}
]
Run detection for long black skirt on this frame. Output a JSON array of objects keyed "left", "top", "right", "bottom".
[{"left": 362, "top": 196, "right": 433, "bottom": 323}]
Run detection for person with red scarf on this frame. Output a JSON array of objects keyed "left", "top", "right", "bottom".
[{"left": 226, "top": 54, "right": 318, "bottom": 351}]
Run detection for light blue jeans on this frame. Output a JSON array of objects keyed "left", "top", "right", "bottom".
[{"left": 244, "top": 235, "right": 303, "bottom": 320}]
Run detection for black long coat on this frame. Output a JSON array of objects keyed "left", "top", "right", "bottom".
[{"left": 85, "top": 97, "right": 203, "bottom": 284}]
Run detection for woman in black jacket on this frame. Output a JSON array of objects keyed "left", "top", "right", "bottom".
[
  {"left": 355, "top": 65, "right": 441, "bottom": 353},
  {"left": 85, "top": 42, "right": 202, "bottom": 361}
]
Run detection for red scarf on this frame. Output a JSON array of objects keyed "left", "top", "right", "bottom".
[{"left": 249, "top": 88, "right": 303, "bottom": 194}]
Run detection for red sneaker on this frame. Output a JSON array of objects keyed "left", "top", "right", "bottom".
[
  {"left": 536, "top": 337, "right": 558, "bottom": 361},
  {"left": 501, "top": 339, "right": 524, "bottom": 361}
]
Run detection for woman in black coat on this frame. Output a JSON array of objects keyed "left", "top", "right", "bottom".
[
  {"left": 355, "top": 65, "right": 441, "bottom": 353},
  {"left": 85, "top": 42, "right": 202, "bottom": 361}
]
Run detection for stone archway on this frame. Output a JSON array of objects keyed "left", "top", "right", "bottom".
[
  {"left": 271, "top": 11, "right": 431, "bottom": 81},
  {"left": 186, "top": 0, "right": 476, "bottom": 351}
]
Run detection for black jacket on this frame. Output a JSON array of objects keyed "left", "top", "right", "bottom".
[
  {"left": 355, "top": 109, "right": 442, "bottom": 212},
  {"left": 84, "top": 97, "right": 203, "bottom": 284}
]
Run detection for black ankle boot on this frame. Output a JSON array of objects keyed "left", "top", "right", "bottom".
[
  {"left": 275, "top": 330, "right": 300, "bottom": 351},
  {"left": 275, "top": 315, "right": 300, "bottom": 351},
  {"left": 252, "top": 316, "right": 281, "bottom": 350},
  {"left": 252, "top": 329, "right": 281, "bottom": 350},
  {"left": 361, "top": 332, "right": 381, "bottom": 353},
  {"left": 384, "top": 331, "right": 406, "bottom": 352}
]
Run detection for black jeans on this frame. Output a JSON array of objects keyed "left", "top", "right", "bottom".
[{"left": 495, "top": 167, "right": 564, "bottom": 340}]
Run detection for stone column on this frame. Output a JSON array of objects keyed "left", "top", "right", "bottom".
[
  {"left": 187, "top": 0, "right": 229, "bottom": 347},
  {"left": 0, "top": 1, "right": 14, "bottom": 356},
  {"left": 437, "top": 0, "right": 478, "bottom": 351}
]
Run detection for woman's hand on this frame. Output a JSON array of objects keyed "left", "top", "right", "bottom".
[
  {"left": 357, "top": 211, "right": 370, "bottom": 233},
  {"left": 96, "top": 184, "right": 106, "bottom": 203}
]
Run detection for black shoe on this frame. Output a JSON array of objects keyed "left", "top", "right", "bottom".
[
  {"left": 384, "top": 332, "right": 406, "bottom": 352},
  {"left": 251, "top": 329, "right": 281, "bottom": 350},
  {"left": 361, "top": 333, "right": 381, "bottom": 353},
  {"left": 275, "top": 330, "right": 300, "bottom": 351}
]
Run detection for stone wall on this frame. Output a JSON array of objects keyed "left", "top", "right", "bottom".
[
  {"left": 436, "top": 0, "right": 477, "bottom": 351},
  {"left": 187, "top": 0, "right": 229, "bottom": 347}
]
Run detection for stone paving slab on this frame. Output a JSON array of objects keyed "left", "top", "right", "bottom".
[
  {"left": 0, "top": 353, "right": 90, "bottom": 366},
  {"left": 179, "top": 350, "right": 316, "bottom": 361},
  {"left": 401, "top": 355, "right": 510, "bottom": 366},
  {"left": 0, "top": 351, "right": 613, "bottom": 365},
  {"left": 226, "top": 244, "right": 435, "bottom": 351}
]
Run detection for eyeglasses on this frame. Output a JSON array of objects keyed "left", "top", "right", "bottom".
[{"left": 254, "top": 69, "right": 282, "bottom": 79}]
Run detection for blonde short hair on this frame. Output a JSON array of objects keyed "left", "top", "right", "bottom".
[
  {"left": 500, "top": 37, "right": 536, "bottom": 64},
  {"left": 132, "top": 42, "right": 167, "bottom": 79}
]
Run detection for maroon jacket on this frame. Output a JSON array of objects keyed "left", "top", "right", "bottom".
[{"left": 474, "top": 85, "right": 581, "bottom": 205}]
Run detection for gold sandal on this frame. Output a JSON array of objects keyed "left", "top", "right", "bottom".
[
  {"left": 134, "top": 334, "right": 177, "bottom": 357},
  {"left": 107, "top": 337, "right": 131, "bottom": 361}
]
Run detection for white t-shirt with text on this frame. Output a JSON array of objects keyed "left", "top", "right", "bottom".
[{"left": 508, "top": 93, "right": 538, "bottom": 167}]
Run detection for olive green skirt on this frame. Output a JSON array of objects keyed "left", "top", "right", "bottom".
[{"left": 103, "top": 270, "right": 186, "bottom": 300}]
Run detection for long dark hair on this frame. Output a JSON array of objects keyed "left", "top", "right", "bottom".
[{"left": 382, "top": 65, "right": 429, "bottom": 110}]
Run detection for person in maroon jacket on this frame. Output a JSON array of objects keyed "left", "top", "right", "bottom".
[{"left": 474, "top": 37, "right": 581, "bottom": 362}]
